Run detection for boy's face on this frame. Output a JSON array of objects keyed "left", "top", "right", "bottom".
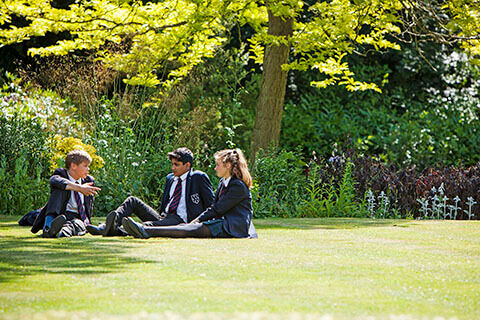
[
  {"left": 69, "top": 161, "right": 90, "bottom": 180},
  {"left": 171, "top": 158, "right": 190, "bottom": 177}
]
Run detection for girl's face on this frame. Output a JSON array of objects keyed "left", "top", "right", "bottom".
[{"left": 215, "top": 158, "right": 231, "bottom": 178}]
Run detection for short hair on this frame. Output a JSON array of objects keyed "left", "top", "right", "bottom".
[
  {"left": 65, "top": 150, "right": 92, "bottom": 169},
  {"left": 167, "top": 147, "right": 194, "bottom": 165}
]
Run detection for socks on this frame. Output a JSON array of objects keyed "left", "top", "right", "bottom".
[{"left": 43, "top": 214, "right": 55, "bottom": 231}]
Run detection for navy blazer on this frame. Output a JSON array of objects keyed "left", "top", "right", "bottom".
[
  {"left": 159, "top": 169, "right": 214, "bottom": 222},
  {"left": 31, "top": 168, "right": 95, "bottom": 233},
  {"left": 197, "top": 177, "right": 254, "bottom": 238}
]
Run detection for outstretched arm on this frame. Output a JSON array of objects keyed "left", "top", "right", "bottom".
[
  {"left": 50, "top": 171, "right": 101, "bottom": 196},
  {"left": 65, "top": 182, "right": 101, "bottom": 196}
]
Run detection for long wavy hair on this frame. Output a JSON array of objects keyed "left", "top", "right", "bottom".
[{"left": 214, "top": 148, "right": 252, "bottom": 189}]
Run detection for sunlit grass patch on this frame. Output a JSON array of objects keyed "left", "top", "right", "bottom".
[{"left": 0, "top": 216, "right": 478, "bottom": 320}]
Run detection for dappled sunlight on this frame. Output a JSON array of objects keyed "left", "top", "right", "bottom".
[
  {"left": 1, "top": 216, "right": 479, "bottom": 319},
  {"left": 0, "top": 218, "right": 156, "bottom": 283}
]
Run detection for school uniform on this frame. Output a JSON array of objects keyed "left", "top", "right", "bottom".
[
  {"left": 197, "top": 177, "right": 257, "bottom": 238},
  {"left": 31, "top": 168, "right": 95, "bottom": 236},
  {"left": 113, "top": 169, "right": 214, "bottom": 227}
]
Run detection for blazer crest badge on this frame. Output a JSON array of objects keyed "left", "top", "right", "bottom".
[{"left": 191, "top": 193, "right": 200, "bottom": 204}]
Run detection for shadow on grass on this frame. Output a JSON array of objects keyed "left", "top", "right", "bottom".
[
  {"left": 254, "top": 218, "right": 412, "bottom": 230},
  {"left": 0, "top": 218, "right": 156, "bottom": 283}
]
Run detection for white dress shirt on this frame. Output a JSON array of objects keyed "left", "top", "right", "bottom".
[
  {"left": 222, "top": 176, "right": 231, "bottom": 188},
  {"left": 66, "top": 171, "right": 84, "bottom": 214},
  {"left": 165, "top": 170, "right": 189, "bottom": 222}
]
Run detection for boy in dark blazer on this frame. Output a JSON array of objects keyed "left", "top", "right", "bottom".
[
  {"left": 121, "top": 148, "right": 258, "bottom": 239},
  {"left": 87, "top": 147, "right": 215, "bottom": 236},
  {"left": 31, "top": 150, "right": 101, "bottom": 238}
]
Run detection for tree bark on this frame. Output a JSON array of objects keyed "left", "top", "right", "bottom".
[{"left": 249, "top": 8, "right": 293, "bottom": 164}]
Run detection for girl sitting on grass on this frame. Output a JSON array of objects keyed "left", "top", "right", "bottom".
[{"left": 122, "top": 148, "right": 257, "bottom": 238}]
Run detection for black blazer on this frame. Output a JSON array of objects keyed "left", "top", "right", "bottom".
[
  {"left": 31, "top": 168, "right": 95, "bottom": 233},
  {"left": 197, "top": 177, "right": 254, "bottom": 238},
  {"left": 159, "top": 169, "right": 214, "bottom": 222}
]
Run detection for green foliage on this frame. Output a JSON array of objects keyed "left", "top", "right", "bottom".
[
  {"left": 334, "top": 160, "right": 363, "bottom": 217},
  {"left": 0, "top": 152, "right": 48, "bottom": 215},
  {"left": 0, "top": 116, "right": 50, "bottom": 215},
  {"left": 298, "top": 162, "right": 335, "bottom": 217},
  {"left": 251, "top": 149, "right": 306, "bottom": 218},
  {"left": 281, "top": 47, "right": 480, "bottom": 170},
  {"left": 88, "top": 105, "right": 174, "bottom": 215},
  {"left": 0, "top": 72, "right": 81, "bottom": 136},
  {"left": 0, "top": 72, "right": 83, "bottom": 215},
  {"left": 0, "top": 0, "right": 431, "bottom": 92},
  {"left": 178, "top": 47, "right": 260, "bottom": 157},
  {"left": 0, "top": 0, "right": 236, "bottom": 88},
  {"left": 298, "top": 159, "right": 365, "bottom": 218}
]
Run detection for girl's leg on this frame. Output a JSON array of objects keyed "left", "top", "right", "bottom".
[{"left": 123, "top": 217, "right": 212, "bottom": 238}]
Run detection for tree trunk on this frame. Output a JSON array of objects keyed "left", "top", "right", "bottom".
[{"left": 249, "top": 8, "right": 293, "bottom": 164}]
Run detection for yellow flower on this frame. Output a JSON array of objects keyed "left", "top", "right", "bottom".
[{"left": 49, "top": 135, "right": 105, "bottom": 173}]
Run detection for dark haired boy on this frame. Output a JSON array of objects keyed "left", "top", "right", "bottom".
[
  {"left": 31, "top": 150, "right": 101, "bottom": 238},
  {"left": 87, "top": 147, "right": 215, "bottom": 236}
]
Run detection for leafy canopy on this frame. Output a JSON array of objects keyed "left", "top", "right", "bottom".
[{"left": 0, "top": 0, "right": 478, "bottom": 91}]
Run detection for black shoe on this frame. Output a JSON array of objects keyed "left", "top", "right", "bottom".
[
  {"left": 42, "top": 215, "right": 67, "bottom": 238},
  {"left": 103, "top": 211, "right": 119, "bottom": 237},
  {"left": 86, "top": 223, "right": 105, "bottom": 236},
  {"left": 121, "top": 218, "right": 135, "bottom": 237},
  {"left": 117, "top": 226, "right": 128, "bottom": 237},
  {"left": 122, "top": 217, "right": 149, "bottom": 239}
]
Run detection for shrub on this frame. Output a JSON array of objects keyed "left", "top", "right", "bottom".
[
  {"left": 415, "top": 165, "right": 480, "bottom": 220},
  {"left": 50, "top": 135, "right": 105, "bottom": 173},
  {"left": 0, "top": 116, "right": 51, "bottom": 215},
  {"left": 281, "top": 47, "right": 480, "bottom": 171},
  {"left": 251, "top": 149, "right": 306, "bottom": 218},
  {"left": 0, "top": 72, "right": 81, "bottom": 137},
  {"left": 87, "top": 107, "right": 174, "bottom": 215}
]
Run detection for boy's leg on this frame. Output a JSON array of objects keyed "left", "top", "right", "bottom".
[
  {"left": 43, "top": 214, "right": 54, "bottom": 230},
  {"left": 42, "top": 214, "right": 67, "bottom": 238},
  {"left": 103, "top": 196, "right": 162, "bottom": 236},
  {"left": 115, "top": 196, "right": 163, "bottom": 222},
  {"left": 58, "top": 213, "right": 87, "bottom": 238},
  {"left": 40, "top": 188, "right": 69, "bottom": 237},
  {"left": 88, "top": 196, "right": 162, "bottom": 236}
]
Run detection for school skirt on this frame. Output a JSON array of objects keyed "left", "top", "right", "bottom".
[{"left": 203, "top": 219, "right": 232, "bottom": 238}]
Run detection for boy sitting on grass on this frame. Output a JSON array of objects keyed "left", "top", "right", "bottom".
[{"left": 31, "top": 150, "right": 101, "bottom": 238}]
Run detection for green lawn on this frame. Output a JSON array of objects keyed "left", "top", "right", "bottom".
[{"left": 0, "top": 215, "right": 478, "bottom": 320}]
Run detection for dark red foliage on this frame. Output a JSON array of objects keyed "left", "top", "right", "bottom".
[{"left": 319, "top": 147, "right": 480, "bottom": 219}]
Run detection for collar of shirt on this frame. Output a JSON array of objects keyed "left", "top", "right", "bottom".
[
  {"left": 176, "top": 170, "right": 190, "bottom": 182},
  {"left": 67, "top": 171, "right": 82, "bottom": 184},
  {"left": 223, "top": 176, "right": 231, "bottom": 188}
]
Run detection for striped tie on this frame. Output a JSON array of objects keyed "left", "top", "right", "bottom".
[
  {"left": 218, "top": 183, "right": 227, "bottom": 199},
  {"left": 168, "top": 178, "right": 183, "bottom": 215},
  {"left": 74, "top": 190, "right": 89, "bottom": 225}
]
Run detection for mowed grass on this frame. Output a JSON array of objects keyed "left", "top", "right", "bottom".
[{"left": 0, "top": 216, "right": 479, "bottom": 320}]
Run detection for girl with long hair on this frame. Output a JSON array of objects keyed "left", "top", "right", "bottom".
[{"left": 122, "top": 148, "right": 257, "bottom": 238}]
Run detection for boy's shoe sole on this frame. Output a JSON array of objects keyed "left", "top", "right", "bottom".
[
  {"left": 122, "top": 217, "right": 149, "bottom": 239},
  {"left": 42, "top": 215, "right": 67, "bottom": 238},
  {"left": 103, "top": 211, "right": 118, "bottom": 237}
]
